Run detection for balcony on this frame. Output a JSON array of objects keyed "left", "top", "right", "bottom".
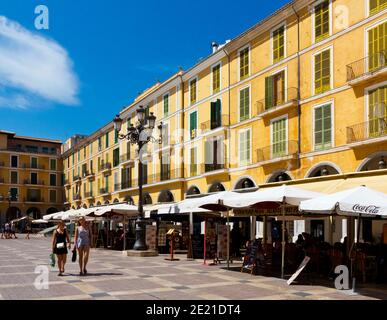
[
  {"left": 99, "top": 162, "right": 112, "bottom": 174},
  {"left": 73, "top": 175, "right": 82, "bottom": 184},
  {"left": 346, "top": 51, "right": 387, "bottom": 86},
  {"left": 73, "top": 194, "right": 82, "bottom": 201},
  {"left": 256, "top": 140, "right": 298, "bottom": 164},
  {"left": 347, "top": 118, "right": 387, "bottom": 145},
  {"left": 6, "top": 146, "right": 59, "bottom": 156},
  {"left": 99, "top": 187, "right": 110, "bottom": 196},
  {"left": 24, "top": 197, "right": 44, "bottom": 203},
  {"left": 64, "top": 179, "right": 71, "bottom": 188},
  {"left": 84, "top": 192, "right": 94, "bottom": 199},
  {"left": 200, "top": 115, "right": 229, "bottom": 134},
  {"left": 120, "top": 153, "right": 134, "bottom": 165},
  {"left": 22, "top": 164, "right": 46, "bottom": 170},
  {"left": 23, "top": 179, "right": 45, "bottom": 186},
  {"left": 256, "top": 87, "right": 298, "bottom": 117},
  {"left": 201, "top": 163, "right": 227, "bottom": 174}
]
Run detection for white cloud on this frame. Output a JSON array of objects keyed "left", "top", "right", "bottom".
[{"left": 0, "top": 16, "right": 79, "bottom": 108}]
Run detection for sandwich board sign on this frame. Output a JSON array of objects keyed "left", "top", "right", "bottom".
[{"left": 287, "top": 256, "right": 311, "bottom": 285}]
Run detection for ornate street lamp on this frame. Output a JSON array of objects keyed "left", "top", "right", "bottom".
[
  {"left": 113, "top": 107, "right": 161, "bottom": 251},
  {"left": 6, "top": 190, "right": 18, "bottom": 220}
]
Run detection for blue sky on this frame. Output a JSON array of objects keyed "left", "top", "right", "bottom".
[{"left": 0, "top": 0, "right": 289, "bottom": 141}]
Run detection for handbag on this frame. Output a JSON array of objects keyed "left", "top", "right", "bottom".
[
  {"left": 56, "top": 242, "right": 65, "bottom": 249},
  {"left": 49, "top": 253, "right": 56, "bottom": 267},
  {"left": 71, "top": 249, "right": 77, "bottom": 262}
]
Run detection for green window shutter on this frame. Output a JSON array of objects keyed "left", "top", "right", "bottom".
[
  {"left": 315, "top": 0, "right": 330, "bottom": 42},
  {"left": 190, "top": 147, "right": 197, "bottom": 176},
  {"left": 190, "top": 79, "right": 197, "bottom": 105},
  {"left": 314, "top": 104, "right": 332, "bottom": 151},
  {"left": 164, "top": 95, "right": 169, "bottom": 115},
  {"left": 190, "top": 111, "right": 197, "bottom": 139},
  {"left": 213, "top": 64, "right": 220, "bottom": 93},
  {"left": 272, "top": 118, "right": 287, "bottom": 158},
  {"left": 265, "top": 76, "right": 274, "bottom": 109},
  {"left": 273, "top": 26, "right": 285, "bottom": 63},
  {"left": 210, "top": 100, "right": 222, "bottom": 129},
  {"left": 240, "top": 48, "right": 249, "bottom": 79},
  {"left": 105, "top": 132, "right": 109, "bottom": 148},
  {"left": 239, "top": 87, "right": 250, "bottom": 121},
  {"left": 113, "top": 148, "right": 120, "bottom": 167},
  {"left": 315, "top": 49, "right": 331, "bottom": 94}
]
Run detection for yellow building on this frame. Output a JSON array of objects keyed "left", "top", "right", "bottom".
[
  {"left": 0, "top": 131, "right": 63, "bottom": 225},
  {"left": 62, "top": 0, "right": 387, "bottom": 243}
]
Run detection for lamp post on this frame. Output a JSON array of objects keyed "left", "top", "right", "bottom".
[
  {"left": 113, "top": 107, "right": 161, "bottom": 251},
  {"left": 6, "top": 190, "right": 18, "bottom": 219}
]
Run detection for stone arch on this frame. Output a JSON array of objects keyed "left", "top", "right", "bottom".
[
  {"left": 113, "top": 198, "right": 120, "bottom": 204},
  {"left": 89, "top": 203, "right": 94, "bottom": 208},
  {"left": 267, "top": 170, "right": 293, "bottom": 183},
  {"left": 104, "top": 200, "right": 110, "bottom": 205},
  {"left": 208, "top": 182, "right": 226, "bottom": 193},
  {"left": 124, "top": 195, "right": 134, "bottom": 205},
  {"left": 6, "top": 207, "right": 21, "bottom": 221},
  {"left": 71, "top": 206, "right": 76, "bottom": 210},
  {"left": 186, "top": 185, "right": 201, "bottom": 196},
  {"left": 305, "top": 162, "right": 341, "bottom": 178},
  {"left": 26, "top": 207, "right": 41, "bottom": 220},
  {"left": 233, "top": 176, "right": 257, "bottom": 190},
  {"left": 357, "top": 151, "right": 387, "bottom": 172},
  {"left": 142, "top": 193, "right": 152, "bottom": 205},
  {"left": 82, "top": 204, "right": 88, "bottom": 209},
  {"left": 96, "top": 201, "right": 101, "bottom": 206},
  {"left": 158, "top": 190, "right": 174, "bottom": 203}
]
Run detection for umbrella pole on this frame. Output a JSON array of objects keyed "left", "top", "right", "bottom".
[
  {"left": 123, "top": 215, "right": 126, "bottom": 252},
  {"left": 227, "top": 209, "right": 230, "bottom": 270},
  {"left": 203, "top": 218, "right": 207, "bottom": 265},
  {"left": 281, "top": 199, "right": 286, "bottom": 279}
]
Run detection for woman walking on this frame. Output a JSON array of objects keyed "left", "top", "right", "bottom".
[
  {"left": 74, "top": 217, "right": 92, "bottom": 276},
  {"left": 52, "top": 220, "right": 71, "bottom": 276}
]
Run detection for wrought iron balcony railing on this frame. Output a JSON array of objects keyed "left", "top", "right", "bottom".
[
  {"left": 256, "top": 140, "right": 298, "bottom": 162},
  {"left": 346, "top": 51, "right": 386, "bottom": 82},
  {"left": 22, "top": 163, "right": 46, "bottom": 170},
  {"left": 99, "top": 162, "right": 112, "bottom": 172},
  {"left": 6, "top": 146, "right": 60, "bottom": 155},
  {"left": 200, "top": 115, "right": 229, "bottom": 133},
  {"left": 73, "top": 194, "right": 82, "bottom": 201},
  {"left": 24, "top": 179, "right": 45, "bottom": 185},
  {"left": 99, "top": 187, "right": 109, "bottom": 195},
  {"left": 256, "top": 87, "right": 298, "bottom": 115},
  {"left": 347, "top": 118, "right": 387, "bottom": 144},
  {"left": 84, "top": 192, "right": 94, "bottom": 198}
]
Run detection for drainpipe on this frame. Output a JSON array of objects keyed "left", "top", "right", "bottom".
[
  {"left": 292, "top": 5, "right": 302, "bottom": 169},
  {"left": 222, "top": 48, "right": 231, "bottom": 171},
  {"left": 178, "top": 72, "right": 185, "bottom": 201}
]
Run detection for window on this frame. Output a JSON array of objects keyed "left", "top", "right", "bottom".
[
  {"left": 239, "top": 87, "right": 250, "bottom": 122},
  {"left": 72, "top": 154, "right": 74, "bottom": 165},
  {"left": 31, "top": 172, "right": 38, "bottom": 185},
  {"left": 190, "top": 147, "right": 197, "bottom": 177},
  {"left": 161, "top": 123, "right": 169, "bottom": 147},
  {"left": 90, "top": 142, "right": 93, "bottom": 156},
  {"left": 114, "top": 130, "right": 119, "bottom": 144},
  {"left": 205, "top": 137, "right": 224, "bottom": 172},
  {"left": 190, "top": 78, "right": 197, "bottom": 105},
  {"left": 239, "top": 46, "right": 250, "bottom": 80},
  {"left": 265, "top": 70, "right": 285, "bottom": 109},
  {"left": 82, "top": 163, "right": 87, "bottom": 177},
  {"left": 27, "top": 189, "right": 40, "bottom": 202},
  {"left": 77, "top": 150, "right": 80, "bottom": 162},
  {"left": 126, "top": 117, "right": 131, "bottom": 133},
  {"left": 67, "top": 157, "right": 70, "bottom": 167},
  {"left": 239, "top": 129, "right": 251, "bottom": 166},
  {"left": 141, "top": 163, "right": 148, "bottom": 185},
  {"left": 210, "top": 99, "right": 222, "bottom": 129},
  {"left": 98, "top": 137, "right": 102, "bottom": 151},
  {"left": 90, "top": 160, "right": 93, "bottom": 173},
  {"left": 114, "top": 172, "right": 119, "bottom": 191},
  {"left": 212, "top": 64, "right": 221, "bottom": 93},
  {"left": 83, "top": 147, "right": 86, "bottom": 158},
  {"left": 50, "top": 174, "right": 56, "bottom": 187},
  {"left": 314, "top": 103, "right": 332, "bottom": 151},
  {"left": 370, "top": 0, "right": 387, "bottom": 15},
  {"left": 11, "top": 171, "right": 18, "bottom": 184},
  {"left": 163, "top": 94, "right": 169, "bottom": 116},
  {"left": 272, "top": 117, "right": 287, "bottom": 158},
  {"left": 10, "top": 188, "right": 18, "bottom": 201},
  {"left": 31, "top": 157, "right": 38, "bottom": 169},
  {"left": 314, "top": 49, "right": 331, "bottom": 95},
  {"left": 368, "top": 85, "right": 387, "bottom": 137},
  {"left": 42, "top": 147, "right": 49, "bottom": 154},
  {"left": 105, "top": 176, "right": 109, "bottom": 192},
  {"left": 121, "top": 167, "right": 131, "bottom": 189},
  {"left": 26, "top": 145, "right": 38, "bottom": 153},
  {"left": 105, "top": 132, "right": 109, "bottom": 148},
  {"left": 89, "top": 181, "right": 93, "bottom": 196},
  {"left": 113, "top": 148, "right": 120, "bottom": 167},
  {"left": 160, "top": 152, "right": 170, "bottom": 181},
  {"left": 190, "top": 111, "right": 197, "bottom": 139},
  {"left": 272, "top": 25, "right": 285, "bottom": 63},
  {"left": 50, "top": 159, "right": 57, "bottom": 171},
  {"left": 368, "top": 22, "right": 386, "bottom": 71},
  {"left": 11, "top": 155, "right": 18, "bottom": 168},
  {"left": 144, "top": 106, "right": 150, "bottom": 125},
  {"left": 314, "top": 0, "right": 330, "bottom": 42},
  {"left": 49, "top": 190, "right": 56, "bottom": 203}
]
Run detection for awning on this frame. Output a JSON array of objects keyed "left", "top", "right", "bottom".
[
  {"left": 11, "top": 216, "right": 33, "bottom": 223},
  {"left": 91, "top": 203, "right": 138, "bottom": 217},
  {"left": 32, "top": 219, "right": 49, "bottom": 224}
]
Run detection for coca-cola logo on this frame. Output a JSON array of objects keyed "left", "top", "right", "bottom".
[{"left": 352, "top": 204, "right": 380, "bottom": 214}]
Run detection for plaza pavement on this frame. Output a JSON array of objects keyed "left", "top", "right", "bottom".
[{"left": 0, "top": 236, "right": 386, "bottom": 300}]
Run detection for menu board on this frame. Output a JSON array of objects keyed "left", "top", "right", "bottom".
[
  {"left": 217, "top": 224, "right": 228, "bottom": 260},
  {"left": 192, "top": 234, "right": 204, "bottom": 259},
  {"left": 206, "top": 218, "right": 217, "bottom": 260},
  {"left": 181, "top": 221, "right": 190, "bottom": 250}
]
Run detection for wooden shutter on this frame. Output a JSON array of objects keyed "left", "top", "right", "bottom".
[
  {"left": 190, "top": 112, "right": 197, "bottom": 139},
  {"left": 265, "top": 76, "right": 274, "bottom": 109}
]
